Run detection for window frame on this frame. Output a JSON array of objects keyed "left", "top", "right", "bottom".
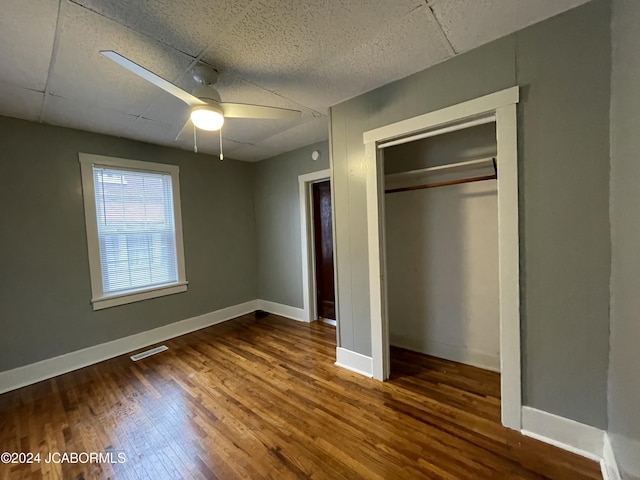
[{"left": 79, "top": 153, "right": 188, "bottom": 310}]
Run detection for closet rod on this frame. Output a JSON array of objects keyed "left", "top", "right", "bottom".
[{"left": 385, "top": 173, "right": 497, "bottom": 194}]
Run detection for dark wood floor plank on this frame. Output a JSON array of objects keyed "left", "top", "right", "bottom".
[{"left": 0, "top": 313, "right": 601, "bottom": 479}]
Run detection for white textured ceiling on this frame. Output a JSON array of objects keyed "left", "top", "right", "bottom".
[{"left": 0, "top": 0, "right": 591, "bottom": 162}]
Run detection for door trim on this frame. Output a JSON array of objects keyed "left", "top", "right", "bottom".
[
  {"left": 299, "top": 169, "right": 332, "bottom": 322},
  {"left": 362, "top": 86, "right": 522, "bottom": 429}
]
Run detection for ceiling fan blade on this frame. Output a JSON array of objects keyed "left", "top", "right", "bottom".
[
  {"left": 220, "top": 102, "right": 301, "bottom": 120},
  {"left": 100, "top": 50, "right": 206, "bottom": 108}
]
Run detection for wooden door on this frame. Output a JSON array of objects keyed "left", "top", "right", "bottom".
[{"left": 312, "top": 181, "right": 335, "bottom": 320}]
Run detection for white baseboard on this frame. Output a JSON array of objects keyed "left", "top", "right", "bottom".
[
  {"left": 257, "top": 299, "right": 307, "bottom": 322},
  {"left": 335, "top": 347, "right": 373, "bottom": 377},
  {"left": 602, "top": 433, "right": 622, "bottom": 480},
  {"left": 0, "top": 300, "right": 258, "bottom": 394},
  {"left": 521, "top": 406, "right": 605, "bottom": 463},
  {"left": 521, "top": 407, "right": 626, "bottom": 480},
  {"left": 606, "top": 433, "right": 640, "bottom": 480},
  {"left": 390, "top": 333, "right": 500, "bottom": 372}
]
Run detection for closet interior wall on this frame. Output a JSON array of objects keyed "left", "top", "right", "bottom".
[{"left": 383, "top": 123, "right": 501, "bottom": 372}]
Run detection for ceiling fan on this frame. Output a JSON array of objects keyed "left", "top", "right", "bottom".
[{"left": 100, "top": 50, "right": 301, "bottom": 157}]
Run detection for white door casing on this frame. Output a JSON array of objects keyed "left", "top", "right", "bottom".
[
  {"left": 299, "top": 169, "right": 332, "bottom": 323},
  {"left": 362, "top": 86, "right": 521, "bottom": 429}
]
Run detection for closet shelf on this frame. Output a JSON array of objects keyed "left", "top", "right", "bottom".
[{"left": 385, "top": 157, "right": 496, "bottom": 194}]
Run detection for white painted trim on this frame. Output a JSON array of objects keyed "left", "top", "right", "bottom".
[
  {"left": 377, "top": 115, "right": 496, "bottom": 149},
  {"left": 520, "top": 407, "right": 622, "bottom": 480},
  {"left": 365, "top": 141, "right": 389, "bottom": 381},
  {"left": 92, "top": 282, "right": 188, "bottom": 310},
  {"left": 363, "top": 87, "right": 518, "bottom": 144},
  {"left": 257, "top": 299, "right": 307, "bottom": 323},
  {"left": 521, "top": 407, "right": 604, "bottom": 461},
  {"left": 495, "top": 103, "right": 522, "bottom": 428},
  {"left": 335, "top": 347, "right": 373, "bottom": 377},
  {"left": 0, "top": 300, "right": 258, "bottom": 394},
  {"left": 78, "top": 153, "right": 188, "bottom": 310},
  {"left": 327, "top": 107, "right": 341, "bottom": 347},
  {"left": 298, "top": 169, "right": 331, "bottom": 322},
  {"left": 363, "top": 86, "right": 522, "bottom": 429},
  {"left": 602, "top": 434, "right": 622, "bottom": 480}
]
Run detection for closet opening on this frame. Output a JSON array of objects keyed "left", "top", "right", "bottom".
[
  {"left": 362, "top": 87, "right": 521, "bottom": 429},
  {"left": 382, "top": 123, "right": 502, "bottom": 410}
]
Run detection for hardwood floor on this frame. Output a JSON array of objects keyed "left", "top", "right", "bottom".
[{"left": 0, "top": 314, "right": 601, "bottom": 479}]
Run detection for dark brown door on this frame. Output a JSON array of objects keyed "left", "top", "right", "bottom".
[{"left": 312, "top": 181, "right": 335, "bottom": 320}]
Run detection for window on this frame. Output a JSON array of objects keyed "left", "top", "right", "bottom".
[{"left": 79, "top": 153, "right": 187, "bottom": 310}]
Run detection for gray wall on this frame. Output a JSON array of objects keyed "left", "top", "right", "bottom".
[
  {"left": 253, "top": 141, "right": 329, "bottom": 307},
  {"left": 0, "top": 116, "right": 257, "bottom": 371},
  {"left": 330, "top": 0, "right": 611, "bottom": 428},
  {"left": 609, "top": 0, "right": 640, "bottom": 477}
]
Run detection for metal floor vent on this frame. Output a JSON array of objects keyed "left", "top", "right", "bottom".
[{"left": 130, "top": 345, "right": 168, "bottom": 361}]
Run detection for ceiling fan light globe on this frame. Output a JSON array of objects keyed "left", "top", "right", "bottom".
[{"left": 190, "top": 106, "right": 224, "bottom": 131}]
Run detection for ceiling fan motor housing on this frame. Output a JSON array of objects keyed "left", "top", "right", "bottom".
[
  {"left": 191, "top": 65, "right": 221, "bottom": 103},
  {"left": 193, "top": 64, "right": 218, "bottom": 85}
]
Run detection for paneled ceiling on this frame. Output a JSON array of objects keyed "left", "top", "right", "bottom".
[{"left": 1, "top": 0, "right": 590, "bottom": 161}]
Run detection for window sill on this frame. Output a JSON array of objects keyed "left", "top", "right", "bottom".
[{"left": 91, "top": 281, "right": 188, "bottom": 310}]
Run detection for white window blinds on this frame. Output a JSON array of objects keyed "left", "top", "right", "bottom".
[{"left": 92, "top": 166, "right": 178, "bottom": 295}]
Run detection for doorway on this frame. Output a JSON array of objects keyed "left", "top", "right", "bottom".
[
  {"left": 363, "top": 87, "right": 521, "bottom": 429},
  {"left": 298, "top": 169, "right": 337, "bottom": 325},
  {"left": 312, "top": 180, "right": 336, "bottom": 321}
]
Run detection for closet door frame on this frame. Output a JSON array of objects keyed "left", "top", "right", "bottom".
[{"left": 362, "top": 86, "right": 521, "bottom": 430}]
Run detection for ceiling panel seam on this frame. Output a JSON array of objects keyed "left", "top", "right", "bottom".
[
  {"left": 187, "top": 0, "right": 326, "bottom": 120},
  {"left": 127, "top": 0, "right": 307, "bottom": 131},
  {"left": 423, "top": 1, "right": 457, "bottom": 55},
  {"left": 61, "top": 0, "right": 333, "bottom": 132},
  {"left": 222, "top": 71, "right": 325, "bottom": 118},
  {"left": 283, "top": 4, "right": 429, "bottom": 85},
  {"left": 1, "top": 81, "right": 45, "bottom": 95},
  {"left": 256, "top": 117, "right": 328, "bottom": 145},
  {"left": 224, "top": 136, "right": 256, "bottom": 147},
  {"left": 252, "top": 3, "right": 452, "bottom": 114},
  {"left": 67, "top": 0, "right": 194, "bottom": 58},
  {"left": 194, "top": 3, "right": 429, "bottom": 120},
  {"left": 129, "top": 57, "right": 204, "bottom": 130},
  {"left": 64, "top": 0, "right": 207, "bottom": 131},
  {"left": 39, "top": 0, "right": 67, "bottom": 122}
]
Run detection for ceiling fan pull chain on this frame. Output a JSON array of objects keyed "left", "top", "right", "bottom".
[
  {"left": 219, "top": 128, "right": 224, "bottom": 161},
  {"left": 193, "top": 122, "right": 198, "bottom": 153}
]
